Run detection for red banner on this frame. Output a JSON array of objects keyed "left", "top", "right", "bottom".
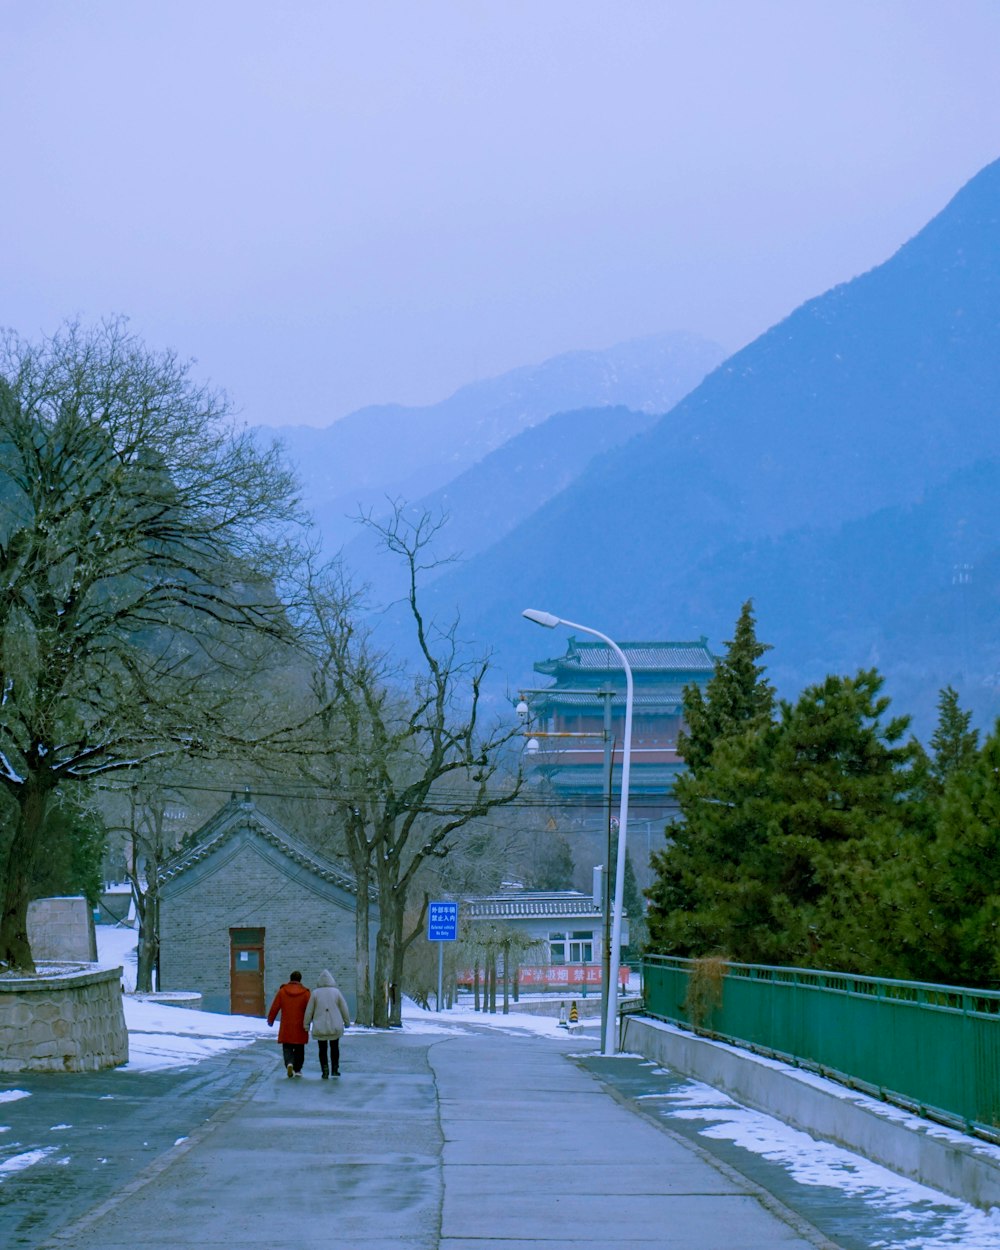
[{"left": 457, "top": 964, "right": 628, "bottom": 988}]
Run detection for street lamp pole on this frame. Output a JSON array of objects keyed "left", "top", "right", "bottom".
[{"left": 522, "top": 609, "right": 634, "bottom": 1056}]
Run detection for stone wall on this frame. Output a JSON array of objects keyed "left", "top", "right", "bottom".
[
  {"left": 27, "top": 896, "right": 98, "bottom": 962},
  {"left": 0, "top": 965, "right": 129, "bottom": 1073}
]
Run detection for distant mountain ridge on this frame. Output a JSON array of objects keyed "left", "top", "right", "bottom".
[
  {"left": 254, "top": 331, "right": 725, "bottom": 550},
  {"left": 395, "top": 157, "right": 1000, "bottom": 733},
  {"left": 339, "top": 405, "right": 658, "bottom": 603}
]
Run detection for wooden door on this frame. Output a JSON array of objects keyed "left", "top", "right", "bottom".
[{"left": 230, "top": 927, "right": 265, "bottom": 1016}]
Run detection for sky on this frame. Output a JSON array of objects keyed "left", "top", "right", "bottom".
[{"left": 2, "top": 2, "right": 1000, "bottom": 427}]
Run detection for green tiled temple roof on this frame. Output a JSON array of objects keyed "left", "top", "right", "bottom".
[{"left": 534, "top": 637, "right": 715, "bottom": 678}]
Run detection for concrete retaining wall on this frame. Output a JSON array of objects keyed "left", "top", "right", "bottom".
[
  {"left": 507, "top": 996, "right": 603, "bottom": 1018},
  {"left": 0, "top": 965, "right": 129, "bottom": 1073},
  {"left": 623, "top": 1014, "right": 1000, "bottom": 1212}
]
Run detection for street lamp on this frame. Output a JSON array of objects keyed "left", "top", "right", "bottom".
[{"left": 522, "top": 608, "right": 634, "bottom": 1056}]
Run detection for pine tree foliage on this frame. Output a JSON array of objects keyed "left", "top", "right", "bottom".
[
  {"left": 929, "top": 685, "right": 980, "bottom": 789},
  {"left": 648, "top": 613, "right": 1000, "bottom": 988},
  {"left": 894, "top": 721, "right": 1000, "bottom": 987},
  {"left": 648, "top": 663, "right": 922, "bottom": 973},
  {"left": 647, "top": 601, "right": 776, "bottom": 958},
  {"left": 677, "top": 599, "right": 775, "bottom": 771}
]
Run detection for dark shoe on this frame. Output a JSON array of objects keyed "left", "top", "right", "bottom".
[
  {"left": 321, "top": 1065, "right": 329, "bottom": 1079},
  {"left": 286, "top": 1063, "right": 294, "bottom": 1078},
  {"left": 332, "top": 1070, "right": 340, "bottom": 1077}
]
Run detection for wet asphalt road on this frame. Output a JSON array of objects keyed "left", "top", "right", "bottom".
[
  {"left": 3, "top": 1024, "right": 995, "bottom": 1249},
  {"left": 0, "top": 1044, "right": 272, "bottom": 1249}
]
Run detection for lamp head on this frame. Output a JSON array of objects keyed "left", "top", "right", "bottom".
[{"left": 522, "top": 608, "right": 560, "bottom": 629}]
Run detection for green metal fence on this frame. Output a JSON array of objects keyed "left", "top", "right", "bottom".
[{"left": 642, "top": 954, "right": 1000, "bottom": 1136}]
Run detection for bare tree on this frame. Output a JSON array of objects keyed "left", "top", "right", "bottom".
[
  {"left": 294, "top": 507, "right": 522, "bottom": 1027},
  {"left": 0, "top": 319, "right": 303, "bottom": 969}
]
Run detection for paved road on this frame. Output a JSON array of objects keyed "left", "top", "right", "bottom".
[
  {"left": 1, "top": 1047, "right": 270, "bottom": 1248},
  {"left": 13, "top": 1027, "right": 829, "bottom": 1250}
]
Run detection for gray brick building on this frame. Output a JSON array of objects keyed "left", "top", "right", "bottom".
[{"left": 159, "top": 793, "right": 370, "bottom": 1016}]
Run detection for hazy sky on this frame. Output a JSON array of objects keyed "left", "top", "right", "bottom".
[{"left": 3, "top": 2, "right": 1000, "bottom": 427}]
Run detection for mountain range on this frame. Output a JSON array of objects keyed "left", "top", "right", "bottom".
[
  {"left": 256, "top": 331, "right": 724, "bottom": 550},
  {"left": 362, "top": 157, "right": 1000, "bottom": 737}
]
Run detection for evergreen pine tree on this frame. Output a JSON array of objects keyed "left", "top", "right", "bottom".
[
  {"left": 756, "top": 669, "right": 920, "bottom": 973},
  {"left": 929, "top": 685, "right": 979, "bottom": 790},
  {"left": 648, "top": 665, "right": 923, "bottom": 973},
  {"left": 895, "top": 722, "right": 1000, "bottom": 987},
  {"left": 647, "top": 601, "right": 775, "bottom": 957},
  {"left": 678, "top": 600, "right": 775, "bottom": 771}
]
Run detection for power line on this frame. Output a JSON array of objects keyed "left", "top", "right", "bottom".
[{"left": 156, "top": 776, "right": 676, "bottom": 813}]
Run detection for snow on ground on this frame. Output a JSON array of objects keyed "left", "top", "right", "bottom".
[
  {"left": 95, "top": 926, "right": 585, "bottom": 1072},
  {"left": 95, "top": 923, "right": 139, "bottom": 992},
  {"left": 399, "top": 997, "right": 592, "bottom": 1039},
  {"left": 121, "top": 998, "right": 273, "bottom": 1072},
  {"left": 632, "top": 1057, "right": 1000, "bottom": 1248},
  {"left": 638, "top": 1016, "right": 1000, "bottom": 1168},
  {"left": 0, "top": 1147, "right": 58, "bottom": 1177}
]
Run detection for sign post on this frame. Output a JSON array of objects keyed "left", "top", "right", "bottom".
[{"left": 427, "top": 901, "right": 459, "bottom": 1011}]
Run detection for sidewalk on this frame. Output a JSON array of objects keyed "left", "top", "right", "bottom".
[{"left": 41, "top": 1026, "right": 829, "bottom": 1250}]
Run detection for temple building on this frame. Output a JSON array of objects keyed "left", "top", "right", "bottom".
[{"left": 519, "top": 636, "right": 716, "bottom": 833}]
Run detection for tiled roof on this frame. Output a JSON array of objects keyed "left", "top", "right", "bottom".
[
  {"left": 463, "top": 890, "right": 603, "bottom": 920},
  {"left": 535, "top": 637, "right": 716, "bottom": 676},
  {"left": 161, "top": 794, "right": 365, "bottom": 897}
]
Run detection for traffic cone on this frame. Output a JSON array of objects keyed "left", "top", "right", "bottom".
[{"left": 569, "top": 1001, "right": 579, "bottom": 1025}]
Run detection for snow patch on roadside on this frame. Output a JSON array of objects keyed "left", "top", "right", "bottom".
[{"left": 656, "top": 1076, "right": 1000, "bottom": 1249}]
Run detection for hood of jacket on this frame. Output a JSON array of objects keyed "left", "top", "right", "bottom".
[
  {"left": 282, "top": 981, "right": 310, "bottom": 997},
  {"left": 316, "top": 969, "right": 337, "bottom": 988}
]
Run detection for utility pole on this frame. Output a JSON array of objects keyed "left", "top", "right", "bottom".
[{"left": 599, "top": 685, "right": 614, "bottom": 1053}]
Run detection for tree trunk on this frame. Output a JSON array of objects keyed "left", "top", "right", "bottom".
[
  {"left": 488, "top": 954, "right": 497, "bottom": 1013},
  {"left": 353, "top": 874, "right": 374, "bottom": 1027},
  {"left": 502, "top": 944, "right": 510, "bottom": 1015},
  {"left": 131, "top": 860, "right": 161, "bottom": 994},
  {"left": 135, "top": 887, "right": 160, "bottom": 993},
  {"left": 513, "top": 965, "right": 520, "bottom": 1003},
  {"left": 0, "top": 777, "right": 52, "bottom": 971},
  {"left": 372, "top": 910, "right": 395, "bottom": 1029},
  {"left": 473, "top": 959, "right": 480, "bottom": 1011},
  {"left": 373, "top": 850, "right": 404, "bottom": 1028},
  {"left": 390, "top": 894, "right": 429, "bottom": 1028}
]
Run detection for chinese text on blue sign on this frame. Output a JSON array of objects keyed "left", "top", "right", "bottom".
[{"left": 428, "top": 901, "right": 459, "bottom": 942}]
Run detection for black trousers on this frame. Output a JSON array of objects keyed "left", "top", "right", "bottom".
[
  {"left": 316, "top": 1038, "right": 341, "bottom": 1073},
  {"left": 281, "top": 1042, "right": 305, "bottom": 1072}
]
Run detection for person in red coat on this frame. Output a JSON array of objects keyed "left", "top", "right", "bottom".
[{"left": 267, "top": 970, "right": 311, "bottom": 1077}]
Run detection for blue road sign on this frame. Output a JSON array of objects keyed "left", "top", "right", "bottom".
[{"left": 428, "top": 900, "right": 459, "bottom": 942}]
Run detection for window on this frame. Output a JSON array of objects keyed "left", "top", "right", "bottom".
[
  {"left": 570, "top": 931, "right": 593, "bottom": 962},
  {"left": 548, "top": 930, "right": 594, "bottom": 963}
]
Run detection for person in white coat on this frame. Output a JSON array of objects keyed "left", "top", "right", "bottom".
[{"left": 303, "top": 969, "right": 351, "bottom": 1078}]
